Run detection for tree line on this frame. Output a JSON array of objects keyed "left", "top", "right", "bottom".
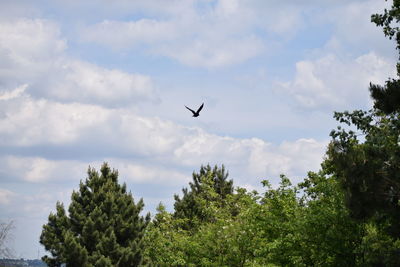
[{"left": 39, "top": 1, "right": 400, "bottom": 266}]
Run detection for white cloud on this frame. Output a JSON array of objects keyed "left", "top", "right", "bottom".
[
  {"left": 0, "top": 92, "right": 327, "bottom": 185},
  {"left": 49, "top": 60, "right": 158, "bottom": 106},
  {"left": 0, "top": 155, "right": 188, "bottom": 186},
  {"left": 111, "top": 161, "right": 189, "bottom": 185},
  {"left": 173, "top": 131, "right": 327, "bottom": 182},
  {"left": 81, "top": 0, "right": 288, "bottom": 68},
  {"left": 159, "top": 35, "right": 264, "bottom": 68},
  {"left": 0, "top": 189, "right": 15, "bottom": 205},
  {"left": 22, "top": 191, "right": 68, "bottom": 216},
  {"left": 82, "top": 19, "right": 177, "bottom": 49},
  {"left": 278, "top": 138, "right": 327, "bottom": 177},
  {"left": 0, "top": 18, "right": 158, "bottom": 106},
  {"left": 0, "top": 92, "right": 183, "bottom": 152},
  {"left": 280, "top": 52, "right": 396, "bottom": 109},
  {"left": 0, "top": 18, "right": 66, "bottom": 86},
  {"left": 326, "top": 0, "right": 393, "bottom": 55},
  {"left": 0, "top": 18, "right": 66, "bottom": 62},
  {"left": 83, "top": 17, "right": 265, "bottom": 68},
  {"left": 0, "top": 84, "right": 27, "bottom": 100},
  {"left": 0, "top": 95, "right": 111, "bottom": 145},
  {"left": 1, "top": 156, "right": 86, "bottom": 183}
]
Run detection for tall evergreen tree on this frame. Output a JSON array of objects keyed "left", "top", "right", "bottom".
[
  {"left": 173, "top": 164, "right": 233, "bottom": 229},
  {"left": 40, "top": 163, "right": 150, "bottom": 267}
]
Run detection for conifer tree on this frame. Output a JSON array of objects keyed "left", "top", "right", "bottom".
[
  {"left": 173, "top": 164, "right": 233, "bottom": 228},
  {"left": 40, "top": 163, "right": 150, "bottom": 267}
]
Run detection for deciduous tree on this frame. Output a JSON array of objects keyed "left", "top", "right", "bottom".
[{"left": 0, "top": 220, "right": 14, "bottom": 258}]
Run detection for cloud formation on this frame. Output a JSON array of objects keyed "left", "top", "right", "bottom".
[
  {"left": 0, "top": 189, "right": 15, "bottom": 205},
  {"left": 81, "top": 0, "right": 309, "bottom": 68},
  {"left": 0, "top": 18, "right": 158, "bottom": 107},
  {"left": 279, "top": 52, "right": 395, "bottom": 109},
  {"left": 0, "top": 90, "right": 326, "bottom": 186}
]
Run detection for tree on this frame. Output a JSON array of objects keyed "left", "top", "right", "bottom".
[
  {"left": 252, "top": 173, "right": 362, "bottom": 266},
  {"left": 297, "top": 171, "right": 362, "bottom": 266},
  {"left": 369, "top": 0, "right": 400, "bottom": 113},
  {"left": 145, "top": 184, "right": 261, "bottom": 266},
  {"left": 324, "top": 1, "right": 400, "bottom": 264},
  {"left": 327, "top": 110, "right": 400, "bottom": 224},
  {"left": 0, "top": 220, "right": 14, "bottom": 258},
  {"left": 173, "top": 164, "right": 234, "bottom": 229},
  {"left": 327, "top": 0, "right": 400, "bottom": 234},
  {"left": 143, "top": 203, "right": 189, "bottom": 266},
  {"left": 252, "top": 176, "right": 304, "bottom": 266},
  {"left": 40, "top": 163, "right": 150, "bottom": 267},
  {"left": 145, "top": 165, "right": 264, "bottom": 266},
  {"left": 145, "top": 165, "right": 370, "bottom": 266}
]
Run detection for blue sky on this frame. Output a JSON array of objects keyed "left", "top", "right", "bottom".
[{"left": 0, "top": 0, "right": 397, "bottom": 259}]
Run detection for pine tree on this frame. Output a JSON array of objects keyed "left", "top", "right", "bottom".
[
  {"left": 40, "top": 163, "right": 150, "bottom": 267},
  {"left": 173, "top": 164, "right": 233, "bottom": 229}
]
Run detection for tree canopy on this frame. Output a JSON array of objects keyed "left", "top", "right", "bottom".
[
  {"left": 173, "top": 164, "right": 234, "bottom": 229},
  {"left": 40, "top": 163, "right": 150, "bottom": 267}
]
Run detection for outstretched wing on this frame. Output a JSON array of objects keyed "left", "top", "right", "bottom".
[
  {"left": 185, "top": 105, "right": 196, "bottom": 115},
  {"left": 196, "top": 103, "right": 204, "bottom": 114}
]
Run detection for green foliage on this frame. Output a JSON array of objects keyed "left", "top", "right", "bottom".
[
  {"left": 326, "top": 109, "right": 400, "bottom": 264},
  {"left": 145, "top": 170, "right": 365, "bottom": 266},
  {"left": 145, "top": 165, "right": 261, "bottom": 266},
  {"left": 173, "top": 164, "right": 234, "bottom": 229},
  {"left": 370, "top": 0, "right": 400, "bottom": 113},
  {"left": 298, "top": 171, "right": 363, "bottom": 266},
  {"left": 356, "top": 223, "right": 400, "bottom": 266},
  {"left": 369, "top": 80, "right": 400, "bottom": 114},
  {"left": 328, "top": 110, "right": 400, "bottom": 226},
  {"left": 40, "top": 163, "right": 150, "bottom": 267},
  {"left": 324, "top": 0, "right": 400, "bottom": 240},
  {"left": 371, "top": 0, "right": 400, "bottom": 53},
  {"left": 324, "top": 2, "right": 400, "bottom": 264}
]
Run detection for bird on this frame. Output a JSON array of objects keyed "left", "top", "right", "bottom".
[{"left": 185, "top": 103, "right": 204, "bottom": 117}]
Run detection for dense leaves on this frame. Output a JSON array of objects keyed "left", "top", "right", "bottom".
[
  {"left": 40, "top": 160, "right": 399, "bottom": 265},
  {"left": 173, "top": 164, "right": 233, "bottom": 228},
  {"left": 324, "top": 1, "right": 400, "bottom": 264},
  {"left": 328, "top": 110, "right": 400, "bottom": 221},
  {"left": 369, "top": 80, "right": 400, "bottom": 113},
  {"left": 144, "top": 169, "right": 366, "bottom": 266},
  {"left": 40, "top": 163, "right": 150, "bottom": 267}
]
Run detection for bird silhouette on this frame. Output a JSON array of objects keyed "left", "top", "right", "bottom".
[{"left": 185, "top": 103, "right": 204, "bottom": 117}]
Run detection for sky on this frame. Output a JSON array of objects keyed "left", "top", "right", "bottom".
[{"left": 0, "top": 0, "right": 397, "bottom": 259}]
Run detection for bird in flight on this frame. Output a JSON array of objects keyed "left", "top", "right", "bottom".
[{"left": 185, "top": 103, "right": 204, "bottom": 117}]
